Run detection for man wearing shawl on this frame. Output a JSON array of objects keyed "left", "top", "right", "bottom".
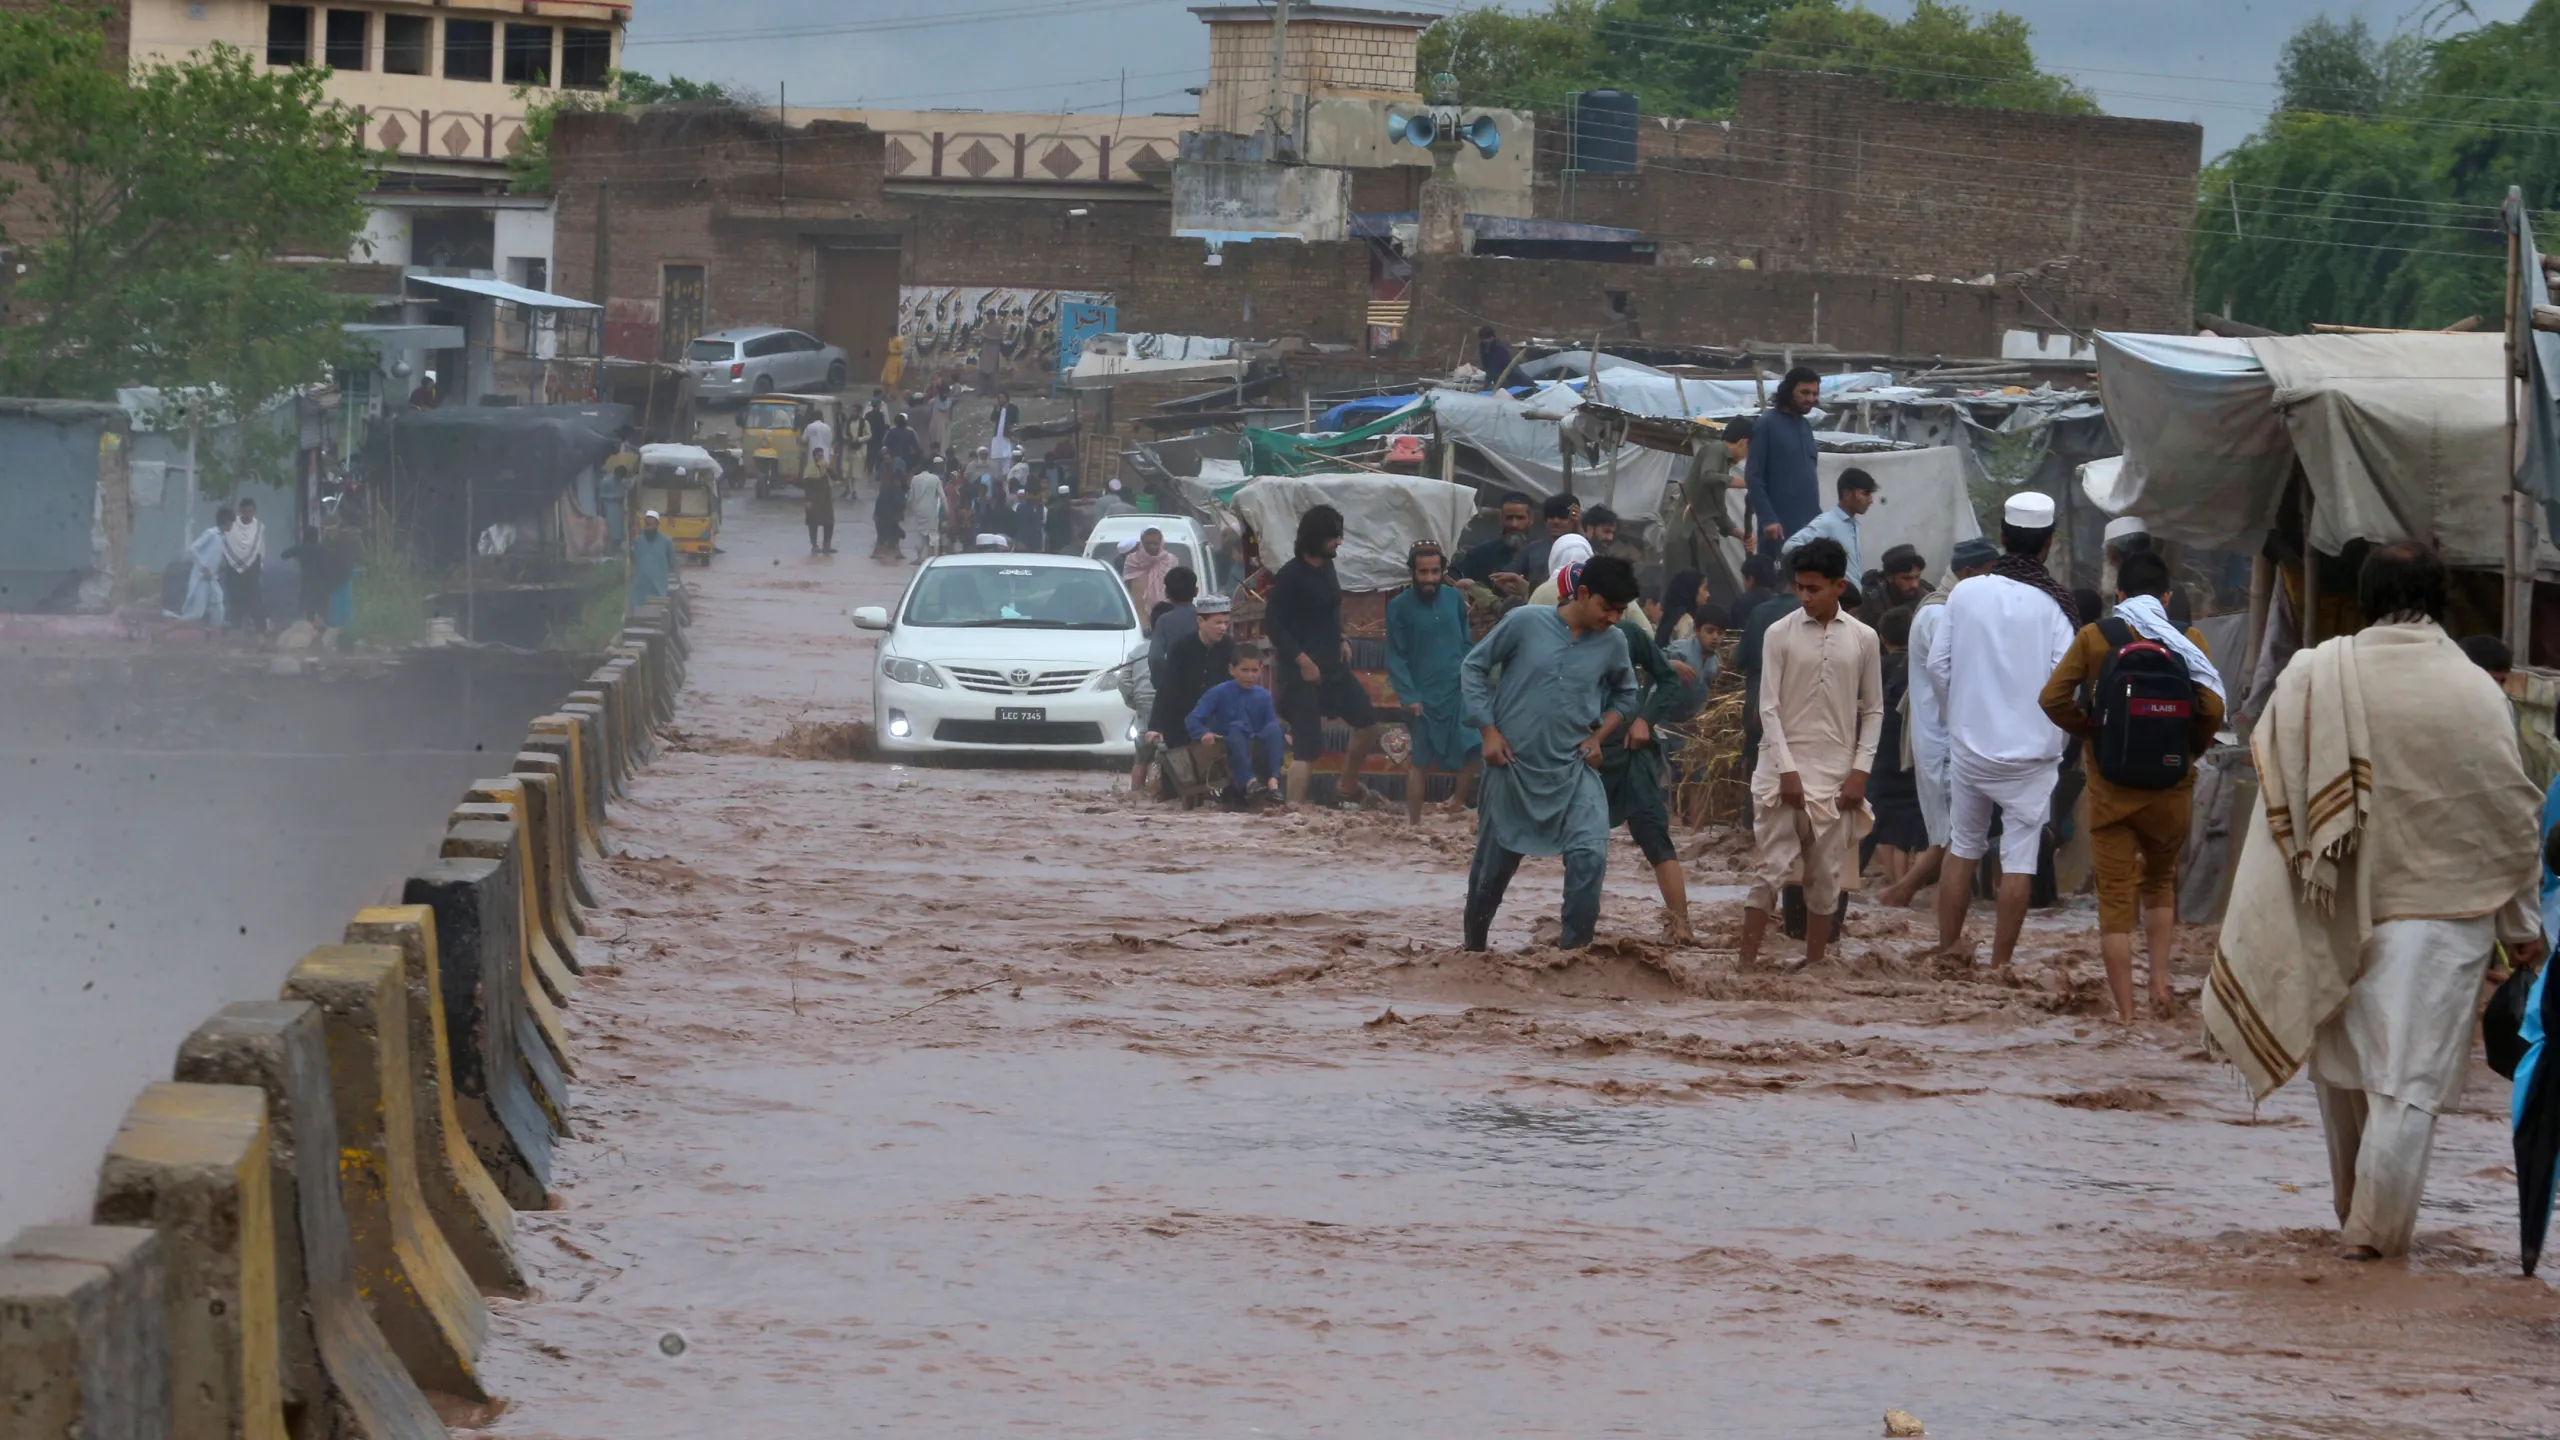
[
  {"left": 1926, "top": 492, "right": 2078, "bottom": 968},
  {"left": 2040, "top": 550, "right": 2226, "bottom": 1022},
  {"left": 1123, "top": 528, "right": 1180, "bottom": 625},
  {"left": 221, "top": 497, "right": 268, "bottom": 635},
  {"left": 2209, "top": 544, "right": 2543, "bottom": 1261},
  {"left": 1458, "top": 555, "right": 1640, "bottom": 952},
  {"left": 1385, "top": 542, "right": 1479, "bottom": 823}
]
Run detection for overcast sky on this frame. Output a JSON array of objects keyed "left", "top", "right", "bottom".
[{"left": 619, "top": 0, "right": 2537, "bottom": 159}]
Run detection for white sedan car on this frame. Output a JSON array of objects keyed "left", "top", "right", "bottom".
[{"left": 855, "top": 552, "right": 1145, "bottom": 758}]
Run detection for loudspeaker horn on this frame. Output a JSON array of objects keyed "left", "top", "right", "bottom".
[{"left": 1463, "top": 115, "right": 1503, "bottom": 159}]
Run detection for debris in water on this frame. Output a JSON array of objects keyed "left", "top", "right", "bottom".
[
  {"left": 1364, "top": 1006, "right": 1409, "bottom": 1028},
  {"left": 658, "top": 1331, "right": 688, "bottom": 1357},
  {"left": 1884, "top": 1409, "right": 1924, "bottom": 1436}
]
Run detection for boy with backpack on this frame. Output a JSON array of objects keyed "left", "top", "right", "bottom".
[{"left": 2038, "top": 549, "right": 2227, "bottom": 1023}]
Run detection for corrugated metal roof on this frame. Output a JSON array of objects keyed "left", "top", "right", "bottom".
[{"left": 406, "top": 275, "right": 601, "bottom": 310}]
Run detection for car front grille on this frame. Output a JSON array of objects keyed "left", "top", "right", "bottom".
[
  {"left": 946, "top": 666, "right": 1096, "bottom": 696},
  {"left": 932, "top": 719, "right": 1107, "bottom": 746}
]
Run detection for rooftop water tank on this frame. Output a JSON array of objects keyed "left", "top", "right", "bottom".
[{"left": 1571, "top": 89, "right": 1639, "bottom": 175}]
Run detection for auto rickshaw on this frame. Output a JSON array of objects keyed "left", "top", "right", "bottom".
[
  {"left": 633, "top": 443, "right": 723, "bottom": 565},
  {"left": 741, "top": 393, "right": 849, "bottom": 500}
]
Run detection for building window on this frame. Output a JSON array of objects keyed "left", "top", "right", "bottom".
[
  {"left": 265, "top": 5, "right": 311, "bottom": 65},
  {"left": 502, "top": 23, "right": 552, "bottom": 86},
  {"left": 444, "top": 18, "right": 492, "bottom": 82},
  {"left": 382, "top": 13, "right": 428, "bottom": 74},
  {"left": 324, "top": 9, "right": 366, "bottom": 70},
  {"left": 561, "top": 27, "right": 611, "bottom": 90},
  {"left": 413, "top": 212, "right": 495, "bottom": 271}
]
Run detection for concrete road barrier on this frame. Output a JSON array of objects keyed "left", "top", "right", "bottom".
[
  {"left": 472, "top": 773, "right": 587, "bottom": 972},
  {"left": 440, "top": 820, "right": 574, "bottom": 1140},
  {"left": 0, "top": 1225, "right": 168, "bottom": 1440},
  {"left": 508, "top": 753, "right": 592, "bottom": 937},
  {"left": 399, "top": 860, "right": 550, "bottom": 1210},
  {"left": 92, "top": 1082, "right": 285, "bottom": 1440},
  {"left": 342, "top": 908, "right": 523, "bottom": 1299},
  {"left": 602, "top": 653, "right": 661, "bottom": 763},
  {"left": 527, "top": 713, "right": 609, "bottom": 857},
  {"left": 561, "top": 696, "right": 624, "bottom": 802},
  {"left": 453, "top": 791, "right": 581, "bottom": 1004},
  {"left": 174, "top": 1001, "right": 453, "bottom": 1434},
  {"left": 277, "top": 952, "right": 488, "bottom": 1403}
]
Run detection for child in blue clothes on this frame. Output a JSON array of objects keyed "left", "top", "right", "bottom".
[{"left": 1186, "top": 646, "right": 1289, "bottom": 808}]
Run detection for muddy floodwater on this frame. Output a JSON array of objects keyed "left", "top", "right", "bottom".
[{"left": 475, "top": 498, "right": 2560, "bottom": 1438}]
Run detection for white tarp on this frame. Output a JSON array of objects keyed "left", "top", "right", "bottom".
[
  {"left": 1723, "top": 446, "right": 1985, "bottom": 583},
  {"left": 1227, "top": 472, "right": 1478, "bottom": 592},
  {"left": 2094, "top": 329, "right": 2553, "bottom": 575}
]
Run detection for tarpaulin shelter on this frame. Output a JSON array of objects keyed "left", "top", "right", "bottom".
[
  {"left": 1718, "top": 446, "right": 1985, "bottom": 585},
  {"left": 1225, "top": 473, "right": 1477, "bottom": 592},
  {"left": 372, "top": 403, "right": 632, "bottom": 570},
  {"left": 2092, "top": 330, "right": 2555, "bottom": 577},
  {"left": 1242, "top": 401, "right": 1429, "bottom": 477}
]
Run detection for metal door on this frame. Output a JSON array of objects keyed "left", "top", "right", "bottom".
[
  {"left": 658, "top": 265, "right": 705, "bottom": 363},
  {"left": 818, "top": 247, "right": 900, "bottom": 390}
]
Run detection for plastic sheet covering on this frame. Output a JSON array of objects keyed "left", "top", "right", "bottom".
[
  {"left": 2096, "top": 329, "right": 2553, "bottom": 575},
  {"left": 2089, "top": 332, "right": 2289, "bottom": 549},
  {"left": 2506, "top": 196, "right": 2560, "bottom": 538},
  {"left": 373, "top": 403, "right": 632, "bottom": 569},
  {"left": 2254, "top": 332, "right": 2511, "bottom": 569},
  {"left": 1430, "top": 382, "right": 1682, "bottom": 522},
  {"left": 1720, "top": 445, "right": 1984, "bottom": 584},
  {"left": 1227, "top": 473, "right": 1478, "bottom": 592},
  {"left": 1242, "top": 400, "right": 1431, "bottom": 477}
]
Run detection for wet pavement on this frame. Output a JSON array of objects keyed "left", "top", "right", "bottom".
[{"left": 473, "top": 491, "right": 2560, "bottom": 1439}]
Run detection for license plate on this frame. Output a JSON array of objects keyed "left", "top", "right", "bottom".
[{"left": 996, "top": 707, "right": 1046, "bottom": 723}]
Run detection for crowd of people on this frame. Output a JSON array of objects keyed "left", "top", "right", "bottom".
[
  {"left": 791, "top": 382, "right": 1106, "bottom": 565},
  {"left": 165, "top": 495, "right": 352, "bottom": 638}
]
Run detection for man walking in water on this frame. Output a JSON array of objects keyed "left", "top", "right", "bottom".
[
  {"left": 1265, "top": 505, "right": 1387, "bottom": 806},
  {"left": 1459, "top": 555, "right": 1640, "bottom": 952},
  {"left": 2211, "top": 544, "right": 2543, "bottom": 1259},
  {"left": 1385, "top": 541, "right": 1480, "bottom": 821},
  {"left": 1739, "top": 536, "right": 1882, "bottom": 969},
  {"left": 1925, "top": 492, "right": 2077, "bottom": 969}
]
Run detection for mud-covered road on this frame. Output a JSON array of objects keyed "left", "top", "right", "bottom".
[{"left": 474, "top": 494, "right": 2560, "bottom": 1439}]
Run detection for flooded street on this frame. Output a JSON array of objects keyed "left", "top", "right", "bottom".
[{"left": 477, "top": 496, "right": 2560, "bottom": 1439}]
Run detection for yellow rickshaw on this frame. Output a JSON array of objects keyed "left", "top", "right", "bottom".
[
  {"left": 635, "top": 443, "right": 723, "bottom": 565},
  {"left": 742, "top": 393, "right": 848, "bottom": 500}
]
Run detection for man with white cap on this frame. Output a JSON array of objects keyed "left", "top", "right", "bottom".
[
  {"left": 1924, "top": 490, "right": 2078, "bottom": 967},
  {"left": 2102, "top": 514, "right": 2150, "bottom": 561},
  {"left": 1876, "top": 535, "right": 2001, "bottom": 909},
  {"left": 630, "top": 509, "right": 677, "bottom": 607}
]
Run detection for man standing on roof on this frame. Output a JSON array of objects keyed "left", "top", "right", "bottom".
[
  {"left": 1925, "top": 493, "right": 2079, "bottom": 969},
  {"left": 1460, "top": 555, "right": 1641, "bottom": 951},
  {"left": 1782, "top": 467, "right": 1877, "bottom": 577},
  {"left": 1746, "top": 366, "right": 1823, "bottom": 550},
  {"left": 1265, "top": 505, "right": 1388, "bottom": 807},
  {"left": 1478, "top": 325, "right": 1514, "bottom": 388}
]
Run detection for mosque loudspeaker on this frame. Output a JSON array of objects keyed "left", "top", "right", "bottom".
[
  {"left": 1462, "top": 115, "right": 1502, "bottom": 159},
  {"left": 1389, "top": 111, "right": 1439, "bottom": 149}
]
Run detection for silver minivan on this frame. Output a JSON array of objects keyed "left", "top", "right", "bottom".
[{"left": 686, "top": 326, "right": 850, "bottom": 402}]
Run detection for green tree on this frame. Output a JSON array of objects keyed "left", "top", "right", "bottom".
[
  {"left": 2274, "top": 15, "right": 2425, "bottom": 118},
  {"left": 1419, "top": 0, "right": 2091, "bottom": 119},
  {"left": 0, "top": 6, "right": 375, "bottom": 408},
  {"left": 510, "top": 69, "right": 736, "bottom": 193},
  {"left": 2189, "top": 4, "right": 2557, "bottom": 333},
  {"left": 1749, "top": 0, "right": 2097, "bottom": 114}
]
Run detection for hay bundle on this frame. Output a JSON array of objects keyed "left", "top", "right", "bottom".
[{"left": 1670, "top": 685, "right": 1749, "bottom": 829}]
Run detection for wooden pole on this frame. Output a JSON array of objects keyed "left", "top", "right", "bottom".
[
  {"left": 2301, "top": 487, "right": 2320, "bottom": 650},
  {"left": 2238, "top": 552, "right": 2272, "bottom": 726},
  {"left": 2507, "top": 205, "right": 2535, "bottom": 659}
]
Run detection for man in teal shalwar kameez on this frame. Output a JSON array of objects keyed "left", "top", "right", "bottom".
[
  {"left": 1459, "top": 555, "right": 1641, "bottom": 951},
  {"left": 1385, "top": 541, "right": 1481, "bottom": 822},
  {"left": 1603, "top": 601, "right": 1694, "bottom": 940}
]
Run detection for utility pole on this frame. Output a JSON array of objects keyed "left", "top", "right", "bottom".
[
  {"left": 1262, "top": 0, "right": 1289, "bottom": 155},
  {"left": 592, "top": 179, "right": 611, "bottom": 311}
]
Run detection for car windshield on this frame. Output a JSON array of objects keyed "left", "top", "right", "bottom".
[
  {"left": 686, "top": 339, "right": 733, "bottom": 362},
  {"left": 902, "top": 564, "right": 1134, "bottom": 629},
  {"left": 746, "top": 402, "right": 796, "bottom": 428}
]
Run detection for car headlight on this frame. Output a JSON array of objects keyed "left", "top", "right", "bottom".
[
  {"left": 882, "top": 656, "right": 945, "bottom": 688},
  {"left": 1092, "top": 659, "right": 1137, "bottom": 692}
]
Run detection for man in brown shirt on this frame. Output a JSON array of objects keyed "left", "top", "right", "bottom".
[{"left": 2038, "top": 551, "right": 2226, "bottom": 1022}]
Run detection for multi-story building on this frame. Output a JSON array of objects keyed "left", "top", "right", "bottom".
[{"left": 130, "top": 0, "right": 626, "bottom": 298}]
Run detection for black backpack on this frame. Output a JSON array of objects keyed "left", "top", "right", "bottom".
[{"left": 2090, "top": 617, "right": 2198, "bottom": 790}]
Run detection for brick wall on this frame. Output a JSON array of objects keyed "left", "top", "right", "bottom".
[{"left": 1532, "top": 70, "right": 2202, "bottom": 332}]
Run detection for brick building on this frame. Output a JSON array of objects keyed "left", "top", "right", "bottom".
[{"left": 1533, "top": 69, "right": 2203, "bottom": 339}]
